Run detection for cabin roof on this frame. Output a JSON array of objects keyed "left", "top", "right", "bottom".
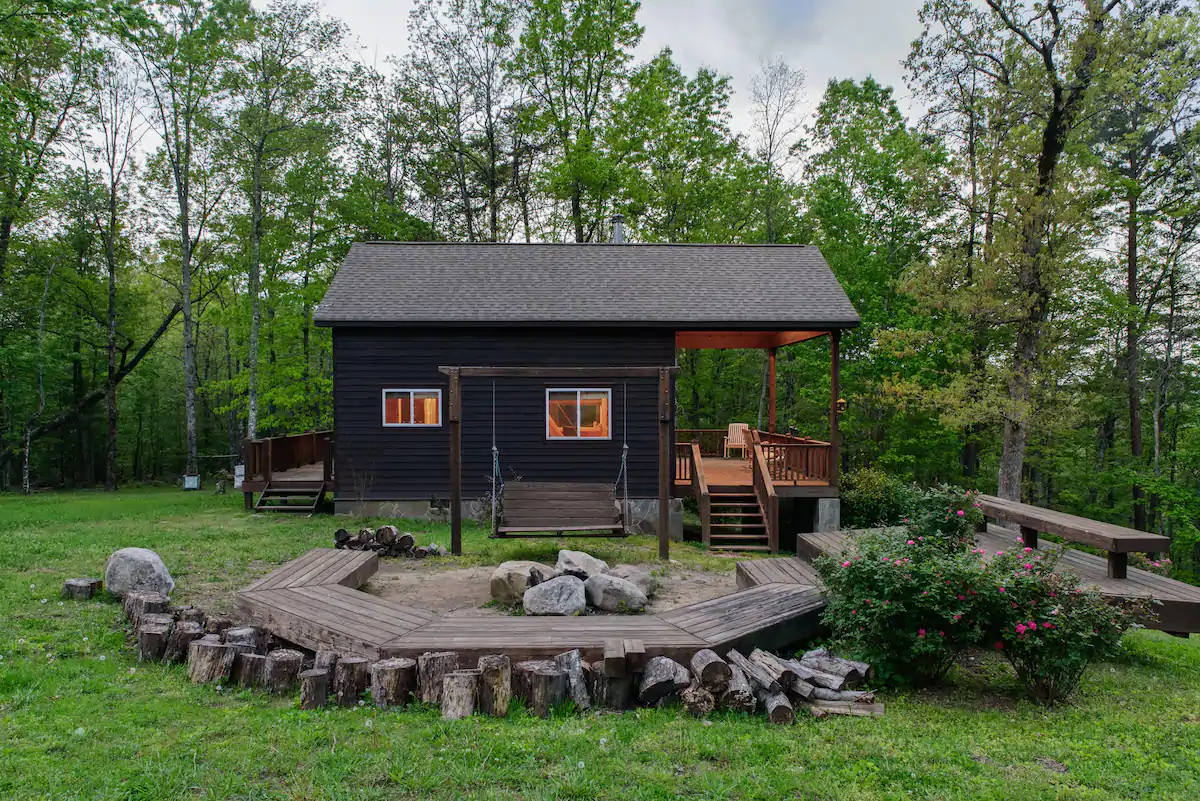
[{"left": 313, "top": 241, "right": 860, "bottom": 329}]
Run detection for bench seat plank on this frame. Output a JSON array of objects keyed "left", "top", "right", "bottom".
[{"left": 977, "top": 495, "right": 1170, "bottom": 554}]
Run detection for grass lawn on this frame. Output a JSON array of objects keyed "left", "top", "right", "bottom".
[{"left": 2, "top": 489, "right": 1199, "bottom": 800}]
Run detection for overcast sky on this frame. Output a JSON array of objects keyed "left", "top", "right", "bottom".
[{"left": 319, "top": 0, "right": 927, "bottom": 136}]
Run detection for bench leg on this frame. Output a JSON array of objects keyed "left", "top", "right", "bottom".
[
  {"left": 1019, "top": 526, "right": 1038, "bottom": 550},
  {"left": 1107, "top": 551, "right": 1127, "bottom": 580},
  {"left": 975, "top": 517, "right": 988, "bottom": 534}
]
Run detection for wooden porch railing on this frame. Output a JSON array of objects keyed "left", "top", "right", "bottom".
[
  {"left": 751, "top": 430, "right": 833, "bottom": 485},
  {"left": 689, "top": 442, "right": 712, "bottom": 547},
  {"left": 674, "top": 442, "right": 693, "bottom": 484},
  {"left": 243, "top": 430, "right": 333, "bottom": 482},
  {"left": 675, "top": 429, "right": 726, "bottom": 458},
  {"left": 750, "top": 441, "right": 780, "bottom": 554}
]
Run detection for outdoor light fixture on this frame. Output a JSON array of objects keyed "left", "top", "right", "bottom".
[{"left": 836, "top": 397, "right": 848, "bottom": 414}]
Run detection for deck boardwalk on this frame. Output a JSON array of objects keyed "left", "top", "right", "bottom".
[
  {"left": 794, "top": 527, "right": 1200, "bottom": 634},
  {"left": 236, "top": 548, "right": 828, "bottom": 662}
]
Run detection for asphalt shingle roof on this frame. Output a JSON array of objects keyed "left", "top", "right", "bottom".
[{"left": 313, "top": 242, "right": 860, "bottom": 328}]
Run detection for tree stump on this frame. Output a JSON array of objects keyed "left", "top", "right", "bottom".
[
  {"left": 371, "top": 657, "right": 417, "bottom": 708},
  {"left": 224, "top": 626, "right": 264, "bottom": 654},
  {"left": 173, "top": 604, "right": 206, "bottom": 625},
  {"left": 585, "top": 660, "right": 633, "bottom": 710},
  {"left": 553, "top": 649, "right": 592, "bottom": 711},
  {"left": 681, "top": 680, "right": 716, "bottom": 717},
  {"left": 334, "top": 656, "right": 371, "bottom": 707},
  {"left": 477, "top": 654, "right": 511, "bottom": 717},
  {"left": 138, "top": 621, "right": 172, "bottom": 662},
  {"left": 231, "top": 652, "right": 267, "bottom": 688},
  {"left": 513, "top": 660, "right": 568, "bottom": 718},
  {"left": 264, "top": 648, "right": 304, "bottom": 694},
  {"left": 637, "top": 656, "right": 691, "bottom": 706},
  {"left": 314, "top": 650, "right": 339, "bottom": 674},
  {"left": 299, "top": 669, "right": 329, "bottom": 710},
  {"left": 718, "top": 665, "right": 756, "bottom": 714},
  {"left": 689, "top": 649, "right": 732, "bottom": 694},
  {"left": 441, "top": 671, "right": 479, "bottom": 721},
  {"left": 124, "top": 591, "right": 169, "bottom": 630},
  {"left": 61, "top": 578, "right": 102, "bottom": 601},
  {"left": 417, "top": 651, "right": 459, "bottom": 705},
  {"left": 188, "top": 639, "right": 234, "bottom": 684},
  {"left": 204, "top": 615, "right": 233, "bottom": 636},
  {"left": 163, "top": 621, "right": 204, "bottom": 663}
]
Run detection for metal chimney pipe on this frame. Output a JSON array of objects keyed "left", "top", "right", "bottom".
[{"left": 611, "top": 214, "right": 624, "bottom": 243}]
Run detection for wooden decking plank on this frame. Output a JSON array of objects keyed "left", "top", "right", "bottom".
[
  {"left": 303, "top": 549, "right": 371, "bottom": 587},
  {"left": 264, "top": 588, "right": 410, "bottom": 642},
  {"left": 286, "top": 585, "right": 427, "bottom": 636},
  {"left": 324, "top": 551, "right": 380, "bottom": 588},
  {"left": 281, "top": 549, "right": 350, "bottom": 588},
  {"left": 248, "top": 549, "right": 328, "bottom": 592},
  {"left": 319, "top": 584, "right": 438, "bottom": 625},
  {"left": 978, "top": 494, "right": 1171, "bottom": 553},
  {"left": 236, "top": 590, "right": 389, "bottom": 658}
]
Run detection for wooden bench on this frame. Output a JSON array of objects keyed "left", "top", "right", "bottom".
[
  {"left": 495, "top": 481, "right": 625, "bottom": 537},
  {"left": 977, "top": 495, "right": 1171, "bottom": 580}
]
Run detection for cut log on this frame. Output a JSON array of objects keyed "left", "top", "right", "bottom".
[
  {"left": 376, "top": 525, "right": 399, "bottom": 546},
  {"left": 513, "top": 660, "right": 568, "bottom": 718},
  {"left": 61, "top": 578, "right": 102, "bottom": 600},
  {"left": 334, "top": 656, "right": 371, "bottom": 707},
  {"left": 637, "top": 656, "right": 691, "bottom": 706},
  {"left": 623, "top": 639, "right": 648, "bottom": 673},
  {"left": 724, "top": 649, "right": 780, "bottom": 694},
  {"left": 396, "top": 532, "right": 415, "bottom": 554},
  {"left": 718, "top": 664, "right": 757, "bottom": 714},
  {"left": 749, "top": 650, "right": 814, "bottom": 700},
  {"left": 232, "top": 652, "right": 267, "bottom": 688},
  {"left": 808, "top": 700, "right": 884, "bottom": 717},
  {"left": 553, "top": 649, "right": 592, "bottom": 711},
  {"left": 264, "top": 648, "right": 304, "bottom": 694},
  {"left": 334, "top": 528, "right": 352, "bottom": 548},
  {"left": 417, "top": 651, "right": 459, "bottom": 706},
  {"left": 124, "top": 591, "right": 169, "bottom": 630},
  {"left": 441, "top": 671, "right": 479, "bottom": 721},
  {"left": 810, "top": 687, "right": 875, "bottom": 703},
  {"left": 603, "top": 639, "right": 626, "bottom": 678},
  {"left": 299, "top": 669, "right": 329, "bottom": 710},
  {"left": 163, "top": 621, "right": 204, "bottom": 663},
  {"left": 371, "top": 657, "right": 417, "bottom": 708},
  {"left": 173, "top": 604, "right": 206, "bottom": 626},
  {"left": 798, "top": 700, "right": 829, "bottom": 719},
  {"left": 314, "top": 650, "right": 339, "bottom": 674},
  {"left": 139, "top": 612, "right": 175, "bottom": 629},
  {"left": 585, "top": 660, "right": 633, "bottom": 710},
  {"left": 800, "top": 654, "right": 863, "bottom": 684},
  {"left": 477, "top": 654, "right": 511, "bottom": 717},
  {"left": 205, "top": 615, "right": 233, "bottom": 636},
  {"left": 690, "top": 649, "right": 732, "bottom": 694},
  {"left": 681, "top": 680, "right": 716, "bottom": 717},
  {"left": 137, "top": 621, "right": 172, "bottom": 662},
  {"left": 755, "top": 685, "right": 795, "bottom": 725},
  {"left": 786, "top": 658, "right": 846, "bottom": 691},
  {"left": 224, "top": 626, "right": 264, "bottom": 654},
  {"left": 188, "top": 639, "right": 234, "bottom": 684}
]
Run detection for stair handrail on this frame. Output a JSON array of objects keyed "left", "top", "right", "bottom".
[
  {"left": 751, "top": 441, "right": 780, "bottom": 554},
  {"left": 690, "top": 441, "right": 711, "bottom": 546}
]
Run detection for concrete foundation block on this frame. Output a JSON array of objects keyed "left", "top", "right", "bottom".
[{"left": 816, "top": 498, "right": 841, "bottom": 533}]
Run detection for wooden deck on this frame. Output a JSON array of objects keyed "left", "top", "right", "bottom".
[
  {"left": 794, "top": 527, "right": 1200, "bottom": 634},
  {"left": 674, "top": 456, "right": 836, "bottom": 496},
  {"left": 236, "top": 548, "right": 829, "bottom": 662}
]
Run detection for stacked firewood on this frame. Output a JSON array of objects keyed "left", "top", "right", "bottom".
[
  {"left": 333, "top": 526, "right": 442, "bottom": 558},
  {"left": 729, "top": 647, "right": 883, "bottom": 720}
]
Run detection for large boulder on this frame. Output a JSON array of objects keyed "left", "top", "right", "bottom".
[
  {"left": 104, "top": 548, "right": 175, "bottom": 598},
  {"left": 523, "top": 575, "right": 586, "bottom": 616},
  {"left": 490, "top": 560, "right": 554, "bottom": 605},
  {"left": 603, "top": 564, "right": 658, "bottom": 598},
  {"left": 554, "top": 550, "right": 608, "bottom": 580},
  {"left": 584, "top": 573, "right": 648, "bottom": 613}
]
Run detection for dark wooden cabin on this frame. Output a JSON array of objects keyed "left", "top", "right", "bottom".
[{"left": 243, "top": 240, "right": 859, "bottom": 554}]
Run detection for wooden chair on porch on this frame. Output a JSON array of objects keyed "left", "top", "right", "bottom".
[{"left": 723, "top": 423, "right": 750, "bottom": 459}]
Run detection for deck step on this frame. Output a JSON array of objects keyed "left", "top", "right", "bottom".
[
  {"left": 710, "top": 545, "right": 772, "bottom": 552},
  {"left": 711, "top": 523, "right": 765, "bottom": 529},
  {"left": 710, "top": 534, "right": 770, "bottom": 541}
]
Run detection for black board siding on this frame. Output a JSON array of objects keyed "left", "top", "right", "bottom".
[{"left": 332, "top": 327, "right": 676, "bottom": 500}]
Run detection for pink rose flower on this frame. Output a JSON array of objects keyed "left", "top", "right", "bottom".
[
  {"left": 918, "top": 629, "right": 926, "bottom": 638},
  {"left": 956, "top": 509, "right": 964, "bottom": 516},
  {"left": 997, "top": 586, "right": 1005, "bottom": 593},
  {"left": 907, "top": 540, "right": 915, "bottom": 545},
  {"left": 842, "top": 560, "right": 851, "bottom": 567}
]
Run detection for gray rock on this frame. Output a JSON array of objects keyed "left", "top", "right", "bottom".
[
  {"left": 490, "top": 560, "right": 555, "bottom": 605},
  {"left": 584, "top": 573, "right": 647, "bottom": 613},
  {"left": 523, "top": 575, "right": 586, "bottom": 616},
  {"left": 603, "top": 564, "right": 658, "bottom": 598},
  {"left": 104, "top": 547, "right": 175, "bottom": 598},
  {"left": 554, "top": 549, "right": 608, "bottom": 580}
]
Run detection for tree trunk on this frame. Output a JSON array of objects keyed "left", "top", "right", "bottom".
[
  {"left": 1126, "top": 187, "right": 1145, "bottom": 530},
  {"left": 333, "top": 656, "right": 371, "bottom": 707},
  {"left": 247, "top": 157, "right": 263, "bottom": 441},
  {"left": 299, "top": 668, "right": 329, "bottom": 709},
  {"left": 371, "top": 657, "right": 417, "bottom": 708},
  {"left": 188, "top": 640, "right": 234, "bottom": 684},
  {"left": 264, "top": 649, "right": 304, "bottom": 694},
  {"left": 477, "top": 654, "right": 511, "bottom": 716},
  {"left": 441, "top": 670, "right": 479, "bottom": 721},
  {"left": 417, "top": 651, "right": 459, "bottom": 705}
]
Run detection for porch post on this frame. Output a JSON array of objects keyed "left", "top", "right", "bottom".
[
  {"left": 768, "top": 346, "right": 777, "bottom": 433},
  {"left": 830, "top": 330, "right": 841, "bottom": 489},
  {"left": 658, "top": 367, "right": 671, "bottom": 560},
  {"left": 447, "top": 368, "right": 462, "bottom": 556}
]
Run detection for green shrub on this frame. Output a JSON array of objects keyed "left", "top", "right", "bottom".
[
  {"left": 840, "top": 467, "right": 921, "bottom": 528},
  {"left": 906, "top": 485, "right": 984, "bottom": 553}
]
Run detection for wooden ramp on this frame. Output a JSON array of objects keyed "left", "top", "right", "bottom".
[
  {"left": 236, "top": 548, "right": 829, "bottom": 662},
  {"left": 795, "top": 527, "right": 1200, "bottom": 634}
]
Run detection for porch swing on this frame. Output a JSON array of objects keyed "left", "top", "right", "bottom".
[{"left": 488, "top": 381, "right": 630, "bottom": 539}]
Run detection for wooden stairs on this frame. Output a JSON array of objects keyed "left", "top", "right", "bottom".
[
  {"left": 707, "top": 488, "right": 770, "bottom": 552},
  {"left": 254, "top": 481, "right": 325, "bottom": 514}
]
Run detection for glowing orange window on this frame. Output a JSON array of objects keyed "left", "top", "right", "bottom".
[
  {"left": 382, "top": 389, "right": 441, "bottom": 426},
  {"left": 547, "top": 389, "right": 610, "bottom": 439}
]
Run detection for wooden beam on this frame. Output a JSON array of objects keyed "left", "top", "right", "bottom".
[
  {"left": 674, "top": 331, "right": 828, "bottom": 350},
  {"left": 438, "top": 366, "right": 678, "bottom": 378},
  {"left": 768, "top": 347, "right": 777, "bottom": 434},
  {"left": 447, "top": 368, "right": 462, "bottom": 556},
  {"left": 830, "top": 330, "right": 841, "bottom": 490},
  {"left": 658, "top": 367, "right": 671, "bottom": 560}
]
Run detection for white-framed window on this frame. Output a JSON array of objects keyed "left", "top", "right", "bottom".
[
  {"left": 546, "top": 388, "right": 611, "bottom": 440},
  {"left": 382, "top": 389, "right": 442, "bottom": 427}
]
